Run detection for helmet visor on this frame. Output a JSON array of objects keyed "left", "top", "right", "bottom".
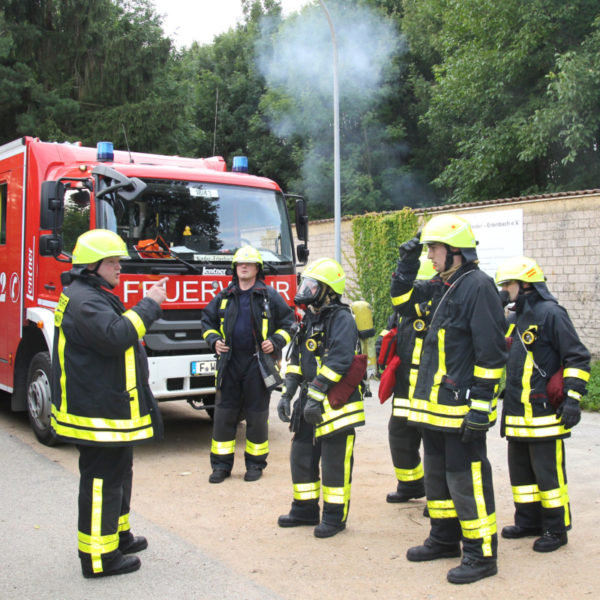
[{"left": 294, "top": 277, "right": 322, "bottom": 307}]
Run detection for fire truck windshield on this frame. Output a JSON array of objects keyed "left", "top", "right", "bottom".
[{"left": 96, "top": 179, "right": 294, "bottom": 264}]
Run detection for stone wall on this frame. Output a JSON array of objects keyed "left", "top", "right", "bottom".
[{"left": 299, "top": 191, "right": 600, "bottom": 357}]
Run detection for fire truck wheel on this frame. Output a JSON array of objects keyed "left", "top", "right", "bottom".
[{"left": 26, "top": 352, "right": 59, "bottom": 446}]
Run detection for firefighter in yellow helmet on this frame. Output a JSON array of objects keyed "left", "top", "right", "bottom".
[
  {"left": 379, "top": 255, "right": 436, "bottom": 507},
  {"left": 201, "top": 246, "right": 294, "bottom": 483},
  {"left": 391, "top": 214, "right": 507, "bottom": 584},
  {"left": 277, "top": 258, "right": 365, "bottom": 538},
  {"left": 495, "top": 256, "right": 590, "bottom": 552},
  {"left": 51, "top": 229, "right": 167, "bottom": 578}
]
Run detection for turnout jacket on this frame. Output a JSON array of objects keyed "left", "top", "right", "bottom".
[
  {"left": 503, "top": 291, "right": 590, "bottom": 440},
  {"left": 285, "top": 303, "right": 365, "bottom": 439},
  {"left": 51, "top": 271, "right": 163, "bottom": 446},
  {"left": 391, "top": 260, "right": 507, "bottom": 432},
  {"left": 201, "top": 279, "right": 294, "bottom": 388}
]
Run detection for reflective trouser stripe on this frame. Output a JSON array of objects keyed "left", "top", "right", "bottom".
[
  {"left": 512, "top": 484, "right": 541, "bottom": 504},
  {"left": 427, "top": 499, "right": 457, "bottom": 519},
  {"left": 211, "top": 439, "right": 236, "bottom": 455},
  {"left": 322, "top": 434, "right": 354, "bottom": 522},
  {"left": 246, "top": 439, "right": 269, "bottom": 457},
  {"left": 395, "top": 463, "right": 424, "bottom": 482},
  {"left": 118, "top": 513, "right": 130, "bottom": 533},
  {"left": 460, "top": 461, "right": 496, "bottom": 557},
  {"left": 77, "top": 478, "right": 119, "bottom": 574},
  {"left": 293, "top": 481, "right": 321, "bottom": 501}
]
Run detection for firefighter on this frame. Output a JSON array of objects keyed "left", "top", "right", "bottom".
[
  {"left": 391, "top": 214, "right": 507, "bottom": 584},
  {"left": 51, "top": 229, "right": 167, "bottom": 578},
  {"left": 201, "top": 246, "right": 294, "bottom": 483},
  {"left": 382, "top": 255, "right": 435, "bottom": 505},
  {"left": 277, "top": 258, "right": 366, "bottom": 538},
  {"left": 495, "top": 256, "right": 590, "bottom": 552}
]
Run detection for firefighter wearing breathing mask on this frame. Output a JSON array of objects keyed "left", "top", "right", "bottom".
[
  {"left": 495, "top": 256, "right": 590, "bottom": 553},
  {"left": 391, "top": 214, "right": 507, "bottom": 585},
  {"left": 277, "top": 258, "right": 365, "bottom": 539}
]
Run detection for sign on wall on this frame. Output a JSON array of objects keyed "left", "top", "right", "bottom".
[{"left": 463, "top": 209, "right": 524, "bottom": 279}]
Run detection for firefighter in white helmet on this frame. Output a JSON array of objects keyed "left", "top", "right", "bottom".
[
  {"left": 51, "top": 229, "right": 167, "bottom": 578},
  {"left": 495, "top": 256, "right": 590, "bottom": 552},
  {"left": 391, "top": 215, "right": 507, "bottom": 584},
  {"left": 277, "top": 258, "right": 366, "bottom": 538}
]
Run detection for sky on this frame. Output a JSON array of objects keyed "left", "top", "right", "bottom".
[{"left": 152, "top": 0, "right": 314, "bottom": 48}]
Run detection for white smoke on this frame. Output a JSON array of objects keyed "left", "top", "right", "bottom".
[{"left": 256, "top": 2, "right": 403, "bottom": 138}]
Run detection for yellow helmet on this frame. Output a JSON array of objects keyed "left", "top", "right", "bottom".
[
  {"left": 420, "top": 214, "right": 477, "bottom": 248},
  {"left": 72, "top": 229, "right": 129, "bottom": 264},
  {"left": 495, "top": 256, "right": 545, "bottom": 285},
  {"left": 232, "top": 245, "right": 263, "bottom": 267},
  {"left": 295, "top": 258, "right": 345, "bottom": 308},
  {"left": 302, "top": 258, "right": 345, "bottom": 294},
  {"left": 416, "top": 255, "right": 436, "bottom": 280}
]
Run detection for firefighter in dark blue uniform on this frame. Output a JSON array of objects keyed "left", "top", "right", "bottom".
[
  {"left": 51, "top": 229, "right": 167, "bottom": 578},
  {"left": 201, "top": 246, "right": 294, "bottom": 483},
  {"left": 391, "top": 214, "right": 507, "bottom": 584},
  {"left": 277, "top": 258, "right": 366, "bottom": 538},
  {"left": 495, "top": 256, "right": 590, "bottom": 552}
]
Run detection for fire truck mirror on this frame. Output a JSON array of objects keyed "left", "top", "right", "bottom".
[
  {"left": 39, "top": 233, "right": 64, "bottom": 257},
  {"left": 296, "top": 243, "right": 309, "bottom": 266},
  {"left": 294, "top": 196, "right": 308, "bottom": 243},
  {"left": 40, "top": 180, "right": 65, "bottom": 231}
]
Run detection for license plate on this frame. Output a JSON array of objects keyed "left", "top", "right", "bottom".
[{"left": 190, "top": 360, "right": 216, "bottom": 376}]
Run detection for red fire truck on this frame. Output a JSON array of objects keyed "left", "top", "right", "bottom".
[{"left": 0, "top": 137, "right": 309, "bottom": 444}]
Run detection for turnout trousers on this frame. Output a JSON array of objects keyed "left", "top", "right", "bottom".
[
  {"left": 388, "top": 413, "right": 424, "bottom": 496},
  {"left": 287, "top": 414, "right": 356, "bottom": 526},
  {"left": 211, "top": 350, "right": 270, "bottom": 473},
  {"left": 77, "top": 445, "right": 135, "bottom": 575},
  {"left": 507, "top": 439, "right": 571, "bottom": 533},
  {"left": 423, "top": 429, "right": 498, "bottom": 561}
]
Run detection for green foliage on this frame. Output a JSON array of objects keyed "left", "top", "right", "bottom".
[
  {"left": 349, "top": 209, "right": 419, "bottom": 333},
  {"left": 582, "top": 360, "right": 600, "bottom": 412}
]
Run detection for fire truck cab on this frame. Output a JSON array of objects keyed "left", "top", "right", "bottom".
[{"left": 0, "top": 137, "right": 308, "bottom": 444}]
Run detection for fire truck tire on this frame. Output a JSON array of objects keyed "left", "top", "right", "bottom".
[{"left": 26, "top": 352, "right": 59, "bottom": 446}]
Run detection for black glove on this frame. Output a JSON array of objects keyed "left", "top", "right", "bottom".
[
  {"left": 277, "top": 393, "right": 292, "bottom": 422},
  {"left": 398, "top": 235, "right": 423, "bottom": 262},
  {"left": 460, "top": 409, "right": 490, "bottom": 443},
  {"left": 303, "top": 397, "right": 323, "bottom": 425},
  {"left": 556, "top": 396, "right": 581, "bottom": 429}
]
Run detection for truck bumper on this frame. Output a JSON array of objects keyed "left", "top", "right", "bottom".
[{"left": 147, "top": 354, "right": 216, "bottom": 400}]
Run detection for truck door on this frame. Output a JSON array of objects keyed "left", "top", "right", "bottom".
[{"left": 0, "top": 146, "right": 26, "bottom": 391}]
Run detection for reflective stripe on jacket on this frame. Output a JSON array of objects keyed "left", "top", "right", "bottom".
[
  {"left": 51, "top": 272, "right": 163, "bottom": 446},
  {"left": 502, "top": 292, "right": 590, "bottom": 440},
  {"left": 391, "top": 262, "right": 507, "bottom": 432}
]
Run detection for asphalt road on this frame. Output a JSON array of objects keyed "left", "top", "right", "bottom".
[{"left": 0, "top": 396, "right": 282, "bottom": 600}]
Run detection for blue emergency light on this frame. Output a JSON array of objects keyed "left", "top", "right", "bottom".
[
  {"left": 232, "top": 156, "right": 248, "bottom": 173},
  {"left": 97, "top": 141, "right": 114, "bottom": 162}
]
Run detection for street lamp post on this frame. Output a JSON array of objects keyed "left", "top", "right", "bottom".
[{"left": 318, "top": 0, "right": 341, "bottom": 264}]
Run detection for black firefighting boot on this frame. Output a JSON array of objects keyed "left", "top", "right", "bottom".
[
  {"left": 533, "top": 531, "right": 568, "bottom": 553},
  {"left": 406, "top": 537, "right": 461, "bottom": 562},
  {"left": 446, "top": 557, "right": 498, "bottom": 584},
  {"left": 81, "top": 551, "right": 141, "bottom": 579},
  {"left": 314, "top": 521, "right": 346, "bottom": 538},
  {"left": 119, "top": 531, "right": 148, "bottom": 554},
  {"left": 278, "top": 500, "right": 320, "bottom": 527},
  {"left": 386, "top": 481, "right": 426, "bottom": 503},
  {"left": 501, "top": 525, "right": 542, "bottom": 539}
]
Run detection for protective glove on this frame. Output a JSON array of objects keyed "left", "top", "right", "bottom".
[
  {"left": 460, "top": 409, "right": 490, "bottom": 443},
  {"left": 277, "top": 393, "right": 292, "bottom": 423},
  {"left": 556, "top": 396, "right": 581, "bottom": 429},
  {"left": 303, "top": 397, "right": 323, "bottom": 425},
  {"left": 398, "top": 235, "right": 423, "bottom": 262}
]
